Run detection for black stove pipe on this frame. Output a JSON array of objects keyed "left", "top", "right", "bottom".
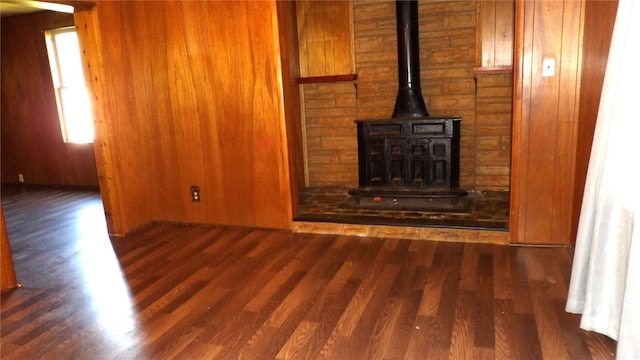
[{"left": 392, "top": 0, "right": 429, "bottom": 118}]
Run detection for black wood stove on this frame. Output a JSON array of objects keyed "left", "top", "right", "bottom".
[{"left": 349, "top": 0, "right": 466, "bottom": 203}]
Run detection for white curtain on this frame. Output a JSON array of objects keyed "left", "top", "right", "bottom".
[{"left": 566, "top": 0, "right": 640, "bottom": 358}]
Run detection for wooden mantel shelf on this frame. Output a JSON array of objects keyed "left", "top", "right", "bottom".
[
  {"left": 473, "top": 66, "right": 513, "bottom": 75},
  {"left": 296, "top": 74, "right": 358, "bottom": 84}
]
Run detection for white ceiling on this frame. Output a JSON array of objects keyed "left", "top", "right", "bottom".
[
  {"left": 0, "top": 1, "right": 73, "bottom": 18},
  {"left": 1, "top": 2, "right": 41, "bottom": 17}
]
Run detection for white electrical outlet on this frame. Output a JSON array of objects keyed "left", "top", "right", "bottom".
[
  {"left": 542, "top": 58, "right": 555, "bottom": 77},
  {"left": 18, "top": 174, "right": 24, "bottom": 183}
]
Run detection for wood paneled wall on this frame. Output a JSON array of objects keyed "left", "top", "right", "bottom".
[
  {"left": 571, "top": 0, "right": 618, "bottom": 245},
  {"left": 296, "top": 1, "right": 354, "bottom": 77},
  {"left": 511, "top": 0, "right": 585, "bottom": 244},
  {"left": 277, "top": 1, "right": 304, "bottom": 218},
  {"left": 0, "top": 11, "right": 98, "bottom": 187},
  {"left": 74, "top": 1, "right": 301, "bottom": 235},
  {"left": 1, "top": 205, "right": 18, "bottom": 293},
  {"left": 477, "top": 0, "right": 514, "bottom": 69}
]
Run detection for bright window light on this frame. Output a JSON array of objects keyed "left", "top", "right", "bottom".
[{"left": 45, "top": 27, "right": 94, "bottom": 144}]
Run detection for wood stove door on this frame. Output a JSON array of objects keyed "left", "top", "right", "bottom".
[
  {"left": 387, "top": 138, "right": 408, "bottom": 186},
  {"left": 364, "top": 139, "right": 385, "bottom": 186},
  {"left": 428, "top": 138, "right": 452, "bottom": 188},
  {"left": 408, "top": 139, "right": 430, "bottom": 187},
  {"left": 364, "top": 138, "right": 449, "bottom": 188}
]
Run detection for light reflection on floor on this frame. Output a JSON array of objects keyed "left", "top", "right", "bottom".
[
  {"left": 1, "top": 185, "right": 144, "bottom": 354},
  {"left": 75, "top": 201, "right": 140, "bottom": 344}
]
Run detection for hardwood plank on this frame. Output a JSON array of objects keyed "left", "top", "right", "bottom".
[
  {"left": 405, "top": 314, "right": 437, "bottom": 359},
  {"left": 384, "top": 289, "right": 423, "bottom": 359},
  {"left": 553, "top": 299, "right": 594, "bottom": 360},
  {"left": 474, "top": 251, "right": 496, "bottom": 349},
  {"left": 364, "top": 246, "right": 419, "bottom": 359},
  {"left": 426, "top": 244, "right": 464, "bottom": 360},
  {"left": 448, "top": 290, "right": 476, "bottom": 360},
  {"left": 276, "top": 320, "right": 320, "bottom": 360},
  {"left": 331, "top": 244, "right": 395, "bottom": 338},
  {"left": 208, "top": 273, "right": 307, "bottom": 357},
  {"left": 326, "top": 263, "right": 402, "bottom": 360},
  {"left": 492, "top": 245, "right": 513, "bottom": 300},
  {"left": 493, "top": 299, "right": 515, "bottom": 360},
  {"left": 513, "top": 313, "right": 545, "bottom": 360},
  {"left": 459, "top": 244, "right": 480, "bottom": 291},
  {"left": 0, "top": 186, "right": 617, "bottom": 359}
]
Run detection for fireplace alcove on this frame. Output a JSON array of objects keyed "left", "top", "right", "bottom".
[
  {"left": 293, "top": 115, "right": 508, "bottom": 231},
  {"left": 292, "top": 0, "right": 510, "bottom": 235}
]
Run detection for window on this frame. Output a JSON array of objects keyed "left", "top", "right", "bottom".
[{"left": 45, "top": 27, "right": 94, "bottom": 143}]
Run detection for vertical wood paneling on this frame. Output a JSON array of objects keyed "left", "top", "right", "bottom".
[
  {"left": 75, "top": 1, "right": 297, "bottom": 235},
  {"left": 0, "top": 205, "right": 18, "bottom": 293},
  {"left": 494, "top": 1, "right": 514, "bottom": 67},
  {"left": 297, "top": 1, "right": 354, "bottom": 77},
  {"left": 74, "top": 7, "right": 128, "bottom": 234},
  {"left": 571, "top": 0, "right": 618, "bottom": 245},
  {"left": 510, "top": 0, "right": 532, "bottom": 244},
  {"left": 479, "top": 0, "right": 497, "bottom": 67},
  {"left": 0, "top": 11, "right": 98, "bottom": 187},
  {"left": 478, "top": 0, "right": 514, "bottom": 68},
  {"left": 277, "top": 1, "right": 304, "bottom": 217},
  {"left": 551, "top": 0, "right": 584, "bottom": 244},
  {"left": 511, "top": 0, "right": 585, "bottom": 244},
  {"left": 525, "top": 0, "right": 564, "bottom": 243}
]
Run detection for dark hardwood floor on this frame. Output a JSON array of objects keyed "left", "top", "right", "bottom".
[{"left": 1, "top": 185, "right": 616, "bottom": 359}]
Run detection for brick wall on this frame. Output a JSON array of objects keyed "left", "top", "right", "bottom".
[
  {"left": 304, "top": 82, "right": 359, "bottom": 185},
  {"left": 302, "top": 0, "right": 512, "bottom": 191},
  {"left": 475, "top": 73, "right": 512, "bottom": 190}
]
